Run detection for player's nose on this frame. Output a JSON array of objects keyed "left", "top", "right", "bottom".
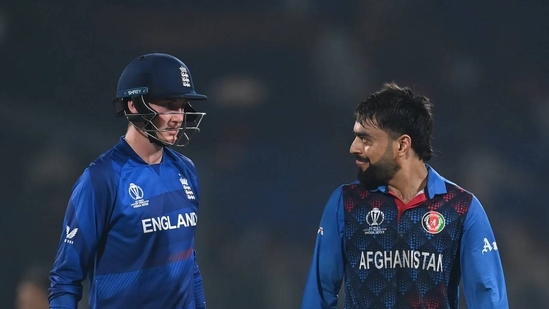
[
  {"left": 350, "top": 137, "right": 362, "bottom": 154},
  {"left": 171, "top": 110, "right": 184, "bottom": 122}
]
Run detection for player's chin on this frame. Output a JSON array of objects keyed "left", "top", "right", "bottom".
[{"left": 158, "top": 133, "right": 178, "bottom": 144}]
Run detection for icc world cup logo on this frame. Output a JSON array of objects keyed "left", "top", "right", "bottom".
[
  {"left": 128, "top": 183, "right": 144, "bottom": 200},
  {"left": 366, "top": 207, "right": 385, "bottom": 226}
]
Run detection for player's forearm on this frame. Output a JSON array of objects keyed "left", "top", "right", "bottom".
[
  {"left": 301, "top": 260, "right": 340, "bottom": 309},
  {"left": 301, "top": 189, "right": 344, "bottom": 309},
  {"left": 300, "top": 243, "right": 342, "bottom": 309}
]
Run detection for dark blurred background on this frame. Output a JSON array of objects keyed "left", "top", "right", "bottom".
[{"left": 1, "top": 1, "right": 548, "bottom": 308}]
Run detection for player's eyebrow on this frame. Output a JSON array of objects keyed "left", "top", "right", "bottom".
[{"left": 353, "top": 131, "right": 371, "bottom": 138}]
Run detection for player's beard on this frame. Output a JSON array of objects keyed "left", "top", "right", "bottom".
[{"left": 357, "top": 146, "right": 401, "bottom": 190}]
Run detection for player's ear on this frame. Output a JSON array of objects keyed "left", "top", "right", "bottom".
[
  {"left": 396, "top": 134, "right": 412, "bottom": 155},
  {"left": 127, "top": 100, "right": 138, "bottom": 114}
]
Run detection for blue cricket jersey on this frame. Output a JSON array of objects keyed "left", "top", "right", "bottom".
[
  {"left": 49, "top": 137, "right": 206, "bottom": 309},
  {"left": 301, "top": 166, "right": 508, "bottom": 309}
]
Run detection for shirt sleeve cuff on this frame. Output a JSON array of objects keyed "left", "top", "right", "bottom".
[
  {"left": 49, "top": 293, "right": 79, "bottom": 309},
  {"left": 196, "top": 301, "right": 206, "bottom": 309}
]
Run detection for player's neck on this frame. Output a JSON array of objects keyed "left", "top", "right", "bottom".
[
  {"left": 125, "top": 126, "right": 164, "bottom": 165},
  {"left": 387, "top": 162, "right": 428, "bottom": 204}
]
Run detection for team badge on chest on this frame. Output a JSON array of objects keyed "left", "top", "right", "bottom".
[
  {"left": 422, "top": 211, "right": 445, "bottom": 234},
  {"left": 179, "top": 174, "right": 196, "bottom": 200}
]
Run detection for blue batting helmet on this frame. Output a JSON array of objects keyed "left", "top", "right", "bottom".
[
  {"left": 115, "top": 52, "right": 207, "bottom": 102},
  {"left": 113, "top": 52, "right": 207, "bottom": 147}
]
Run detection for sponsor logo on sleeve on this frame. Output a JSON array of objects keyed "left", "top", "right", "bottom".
[
  {"left": 482, "top": 238, "right": 499, "bottom": 254},
  {"left": 64, "top": 226, "right": 78, "bottom": 244},
  {"left": 317, "top": 227, "right": 324, "bottom": 235}
]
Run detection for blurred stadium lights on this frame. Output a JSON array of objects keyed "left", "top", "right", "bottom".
[
  {"left": 94, "top": 6, "right": 320, "bottom": 51},
  {"left": 210, "top": 75, "right": 269, "bottom": 107}
]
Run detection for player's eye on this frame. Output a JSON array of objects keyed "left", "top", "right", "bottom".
[{"left": 162, "top": 103, "right": 184, "bottom": 111}]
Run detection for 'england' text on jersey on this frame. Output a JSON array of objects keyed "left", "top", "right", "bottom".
[
  {"left": 359, "top": 250, "right": 443, "bottom": 272},
  {"left": 142, "top": 212, "right": 198, "bottom": 233}
]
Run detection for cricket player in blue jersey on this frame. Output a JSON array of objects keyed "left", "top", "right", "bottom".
[
  {"left": 301, "top": 83, "right": 509, "bottom": 309},
  {"left": 49, "top": 52, "right": 208, "bottom": 309}
]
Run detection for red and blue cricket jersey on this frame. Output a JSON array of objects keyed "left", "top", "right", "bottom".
[
  {"left": 49, "top": 137, "right": 206, "bottom": 309},
  {"left": 301, "top": 166, "right": 508, "bottom": 309}
]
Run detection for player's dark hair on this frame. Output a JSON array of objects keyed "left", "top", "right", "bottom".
[{"left": 355, "top": 82, "right": 434, "bottom": 161}]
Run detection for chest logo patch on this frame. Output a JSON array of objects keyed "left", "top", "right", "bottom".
[
  {"left": 366, "top": 207, "right": 385, "bottom": 226},
  {"left": 129, "top": 183, "right": 149, "bottom": 208},
  {"left": 363, "top": 207, "right": 387, "bottom": 235},
  {"left": 422, "top": 211, "right": 446, "bottom": 234},
  {"left": 179, "top": 175, "right": 196, "bottom": 200}
]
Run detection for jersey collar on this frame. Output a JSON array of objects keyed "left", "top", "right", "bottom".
[{"left": 368, "top": 164, "right": 447, "bottom": 199}]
